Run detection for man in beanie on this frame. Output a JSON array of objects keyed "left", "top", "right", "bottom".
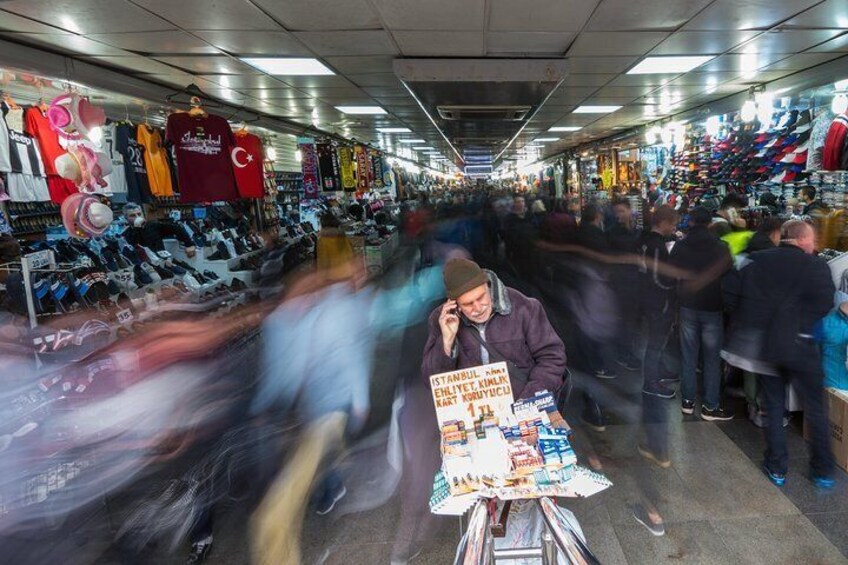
[{"left": 422, "top": 258, "right": 566, "bottom": 399}]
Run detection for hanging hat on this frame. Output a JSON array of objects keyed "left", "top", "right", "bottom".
[
  {"left": 54, "top": 146, "right": 112, "bottom": 192},
  {"left": 47, "top": 93, "right": 106, "bottom": 140},
  {"left": 61, "top": 193, "right": 113, "bottom": 238}
]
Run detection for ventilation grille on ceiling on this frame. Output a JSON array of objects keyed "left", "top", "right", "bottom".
[{"left": 437, "top": 105, "right": 531, "bottom": 121}]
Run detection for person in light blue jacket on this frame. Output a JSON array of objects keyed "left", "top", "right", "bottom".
[{"left": 819, "top": 292, "right": 848, "bottom": 391}]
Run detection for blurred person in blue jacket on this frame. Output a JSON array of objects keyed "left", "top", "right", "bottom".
[{"left": 819, "top": 294, "right": 848, "bottom": 391}]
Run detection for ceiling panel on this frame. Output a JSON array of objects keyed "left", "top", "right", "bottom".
[
  {"left": 608, "top": 74, "right": 678, "bottom": 87},
  {"left": 192, "top": 30, "right": 311, "bottom": 56},
  {"left": 566, "top": 57, "right": 638, "bottom": 74},
  {"left": 248, "top": 88, "right": 313, "bottom": 100},
  {"left": 88, "top": 31, "right": 219, "bottom": 54},
  {"left": 585, "top": 0, "right": 712, "bottom": 31},
  {"left": 782, "top": 0, "right": 848, "bottom": 29},
  {"left": 293, "top": 31, "right": 398, "bottom": 56},
  {"left": 546, "top": 87, "right": 599, "bottom": 104},
  {"left": 489, "top": 0, "right": 599, "bottom": 32},
  {"left": 2, "top": 33, "right": 131, "bottom": 56},
  {"left": 486, "top": 32, "right": 574, "bottom": 55},
  {"left": 251, "top": 0, "right": 380, "bottom": 31},
  {"left": 650, "top": 31, "right": 759, "bottom": 56},
  {"left": 132, "top": 0, "right": 281, "bottom": 31},
  {"left": 279, "top": 75, "right": 356, "bottom": 88},
  {"left": 683, "top": 0, "right": 822, "bottom": 31},
  {"left": 362, "top": 86, "right": 407, "bottom": 98},
  {"left": 732, "top": 29, "right": 846, "bottom": 54},
  {"left": 665, "top": 70, "right": 745, "bottom": 85},
  {"left": 0, "top": 0, "right": 174, "bottom": 34},
  {"left": 0, "top": 11, "right": 72, "bottom": 34},
  {"left": 395, "top": 31, "right": 484, "bottom": 57},
  {"left": 153, "top": 55, "right": 261, "bottom": 74},
  {"left": 300, "top": 86, "right": 368, "bottom": 98},
  {"left": 550, "top": 114, "right": 604, "bottom": 127},
  {"left": 88, "top": 55, "right": 187, "bottom": 74},
  {"left": 808, "top": 34, "right": 848, "bottom": 53},
  {"left": 593, "top": 85, "right": 656, "bottom": 98},
  {"left": 323, "top": 56, "right": 396, "bottom": 74},
  {"left": 347, "top": 73, "right": 402, "bottom": 87},
  {"left": 372, "top": 0, "right": 484, "bottom": 31},
  {"left": 198, "top": 74, "right": 286, "bottom": 89},
  {"left": 698, "top": 52, "right": 787, "bottom": 72},
  {"left": 761, "top": 52, "right": 846, "bottom": 71},
  {"left": 567, "top": 32, "right": 668, "bottom": 57},
  {"left": 313, "top": 95, "right": 376, "bottom": 106},
  {"left": 560, "top": 74, "right": 616, "bottom": 87}
]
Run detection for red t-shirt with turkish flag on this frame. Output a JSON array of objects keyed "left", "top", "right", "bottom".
[
  {"left": 165, "top": 112, "right": 239, "bottom": 203},
  {"left": 231, "top": 132, "right": 264, "bottom": 198}
]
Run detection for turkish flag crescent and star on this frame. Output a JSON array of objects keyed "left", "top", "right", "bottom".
[{"left": 231, "top": 132, "right": 265, "bottom": 198}]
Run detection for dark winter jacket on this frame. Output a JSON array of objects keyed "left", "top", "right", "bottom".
[
  {"left": 669, "top": 226, "right": 732, "bottom": 312},
  {"left": 576, "top": 223, "right": 610, "bottom": 254},
  {"left": 123, "top": 221, "right": 193, "bottom": 252},
  {"left": 422, "top": 270, "right": 567, "bottom": 399},
  {"left": 638, "top": 230, "right": 676, "bottom": 311}
]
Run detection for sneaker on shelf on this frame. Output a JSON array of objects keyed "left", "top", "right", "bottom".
[
  {"left": 642, "top": 383, "right": 676, "bottom": 399},
  {"left": 810, "top": 474, "right": 836, "bottom": 489},
  {"left": 183, "top": 273, "right": 202, "bottom": 290},
  {"left": 701, "top": 406, "right": 733, "bottom": 421},
  {"left": 762, "top": 464, "right": 786, "bottom": 487},
  {"left": 681, "top": 399, "right": 695, "bottom": 415},
  {"left": 631, "top": 504, "right": 665, "bottom": 537},
  {"left": 207, "top": 250, "right": 225, "bottom": 261},
  {"left": 203, "top": 270, "right": 220, "bottom": 281},
  {"left": 637, "top": 444, "right": 671, "bottom": 468},
  {"left": 594, "top": 368, "right": 617, "bottom": 380}
]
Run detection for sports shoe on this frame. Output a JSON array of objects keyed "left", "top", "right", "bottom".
[
  {"left": 316, "top": 484, "right": 347, "bottom": 516},
  {"left": 762, "top": 464, "right": 786, "bottom": 487},
  {"left": 581, "top": 403, "right": 606, "bottom": 432},
  {"left": 594, "top": 368, "right": 617, "bottom": 379},
  {"left": 642, "top": 383, "right": 676, "bottom": 399},
  {"left": 681, "top": 399, "right": 695, "bottom": 415},
  {"left": 700, "top": 406, "right": 733, "bottom": 421},
  {"left": 616, "top": 357, "right": 641, "bottom": 371},
  {"left": 632, "top": 504, "right": 665, "bottom": 537},
  {"left": 810, "top": 475, "right": 836, "bottom": 489},
  {"left": 638, "top": 444, "right": 671, "bottom": 468}
]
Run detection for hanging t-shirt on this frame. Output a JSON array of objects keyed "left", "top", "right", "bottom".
[
  {"left": 101, "top": 123, "right": 128, "bottom": 196},
  {"left": 25, "top": 106, "right": 67, "bottom": 176},
  {"left": 4, "top": 106, "right": 23, "bottom": 133},
  {"left": 231, "top": 131, "right": 264, "bottom": 198},
  {"left": 0, "top": 105, "right": 11, "bottom": 173},
  {"left": 137, "top": 124, "right": 174, "bottom": 197},
  {"left": 115, "top": 123, "right": 152, "bottom": 204},
  {"left": 165, "top": 112, "right": 239, "bottom": 203},
  {"left": 8, "top": 129, "right": 46, "bottom": 176}
]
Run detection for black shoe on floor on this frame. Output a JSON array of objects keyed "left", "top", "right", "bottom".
[
  {"left": 642, "top": 383, "right": 676, "bottom": 399},
  {"left": 681, "top": 399, "right": 695, "bottom": 415},
  {"left": 632, "top": 504, "right": 665, "bottom": 537},
  {"left": 594, "top": 368, "right": 617, "bottom": 380},
  {"left": 701, "top": 406, "right": 733, "bottom": 421}
]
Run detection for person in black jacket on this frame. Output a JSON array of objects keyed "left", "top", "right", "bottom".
[
  {"left": 669, "top": 207, "right": 733, "bottom": 420},
  {"left": 122, "top": 203, "right": 196, "bottom": 256},
  {"left": 723, "top": 219, "right": 835, "bottom": 488},
  {"left": 607, "top": 198, "right": 641, "bottom": 370},
  {"left": 639, "top": 205, "right": 680, "bottom": 400}
]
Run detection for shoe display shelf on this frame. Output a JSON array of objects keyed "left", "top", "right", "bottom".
[{"left": 163, "top": 238, "right": 259, "bottom": 287}]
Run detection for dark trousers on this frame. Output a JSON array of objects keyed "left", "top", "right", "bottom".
[
  {"left": 643, "top": 305, "right": 675, "bottom": 387},
  {"left": 679, "top": 308, "right": 724, "bottom": 409},
  {"left": 758, "top": 340, "right": 833, "bottom": 476}
]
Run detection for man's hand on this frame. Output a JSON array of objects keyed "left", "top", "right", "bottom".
[
  {"left": 439, "top": 299, "right": 460, "bottom": 356},
  {"left": 185, "top": 246, "right": 197, "bottom": 258}
]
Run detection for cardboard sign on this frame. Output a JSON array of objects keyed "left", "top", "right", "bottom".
[
  {"left": 25, "top": 250, "right": 53, "bottom": 270},
  {"left": 157, "top": 250, "right": 172, "bottom": 259},
  {"left": 429, "top": 362, "right": 513, "bottom": 427}
]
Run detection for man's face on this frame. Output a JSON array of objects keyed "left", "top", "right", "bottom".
[
  {"left": 796, "top": 224, "right": 816, "bottom": 254},
  {"left": 125, "top": 208, "right": 144, "bottom": 226},
  {"left": 613, "top": 204, "right": 631, "bottom": 226},
  {"left": 657, "top": 220, "right": 677, "bottom": 237},
  {"left": 457, "top": 283, "right": 493, "bottom": 324}
]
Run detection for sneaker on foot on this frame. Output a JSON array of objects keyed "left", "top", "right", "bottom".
[
  {"left": 681, "top": 399, "right": 695, "bottom": 415},
  {"left": 701, "top": 406, "right": 733, "bottom": 421},
  {"left": 642, "top": 383, "right": 676, "bottom": 399},
  {"left": 594, "top": 368, "right": 617, "bottom": 379},
  {"left": 638, "top": 444, "right": 671, "bottom": 468},
  {"left": 316, "top": 484, "right": 347, "bottom": 515},
  {"left": 762, "top": 464, "right": 786, "bottom": 487},
  {"left": 616, "top": 358, "right": 641, "bottom": 371},
  {"left": 810, "top": 474, "right": 836, "bottom": 489},
  {"left": 632, "top": 505, "right": 665, "bottom": 537},
  {"left": 581, "top": 407, "right": 606, "bottom": 432}
]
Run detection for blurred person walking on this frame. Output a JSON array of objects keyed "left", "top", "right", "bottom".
[{"left": 607, "top": 197, "right": 642, "bottom": 371}]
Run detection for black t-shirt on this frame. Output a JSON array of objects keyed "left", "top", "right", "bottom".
[{"left": 115, "top": 123, "right": 152, "bottom": 204}]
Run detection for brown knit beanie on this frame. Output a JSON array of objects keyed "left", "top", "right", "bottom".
[{"left": 443, "top": 258, "right": 487, "bottom": 300}]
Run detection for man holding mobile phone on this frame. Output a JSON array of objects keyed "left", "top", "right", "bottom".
[{"left": 422, "top": 258, "right": 567, "bottom": 400}]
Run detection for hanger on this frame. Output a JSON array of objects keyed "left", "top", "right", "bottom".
[
  {"left": 37, "top": 86, "right": 48, "bottom": 113},
  {"left": 142, "top": 104, "right": 150, "bottom": 126},
  {"left": 165, "top": 83, "right": 222, "bottom": 115},
  {"left": 2, "top": 92, "right": 19, "bottom": 110},
  {"left": 233, "top": 115, "right": 259, "bottom": 136},
  {"left": 188, "top": 96, "right": 207, "bottom": 118}
]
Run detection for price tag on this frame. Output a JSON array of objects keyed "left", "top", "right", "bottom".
[
  {"left": 157, "top": 250, "right": 172, "bottom": 259},
  {"left": 78, "top": 256, "right": 93, "bottom": 267},
  {"left": 116, "top": 308, "right": 134, "bottom": 325},
  {"left": 24, "top": 250, "right": 53, "bottom": 270},
  {"left": 116, "top": 271, "right": 134, "bottom": 283}
]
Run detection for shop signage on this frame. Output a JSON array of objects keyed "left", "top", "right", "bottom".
[
  {"left": 297, "top": 136, "right": 320, "bottom": 200},
  {"left": 371, "top": 151, "right": 384, "bottom": 189},
  {"left": 316, "top": 142, "right": 341, "bottom": 191},
  {"left": 338, "top": 146, "right": 356, "bottom": 191},
  {"left": 429, "top": 362, "right": 514, "bottom": 427},
  {"left": 354, "top": 145, "right": 370, "bottom": 193}
]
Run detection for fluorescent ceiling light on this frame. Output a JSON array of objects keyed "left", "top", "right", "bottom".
[
  {"left": 241, "top": 57, "right": 334, "bottom": 76},
  {"left": 627, "top": 56, "right": 714, "bottom": 75},
  {"left": 336, "top": 105, "right": 386, "bottom": 115},
  {"left": 418, "top": 146, "right": 436, "bottom": 151},
  {"left": 549, "top": 126, "right": 582, "bottom": 132},
  {"left": 399, "top": 139, "right": 426, "bottom": 144},
  {"left": 573, "top": 105, "right": 622, "bottom": 114},
  {"left": 534, "top": 137, "right": 560, "bottom": 142},
  {"left": 377, "top": 127, "right": 412, "bottom": 133},
  {"left": 524, "top": 144, "right": 544, "bottom": 149}
]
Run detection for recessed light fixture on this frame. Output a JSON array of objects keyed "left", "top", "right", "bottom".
[
  {"left": 418, "top": 146, "right": 436, "bottom": 151},
  {"left": 524, "top": 144, "right": 544, "bottom": 148},
  {"left": 627, "top": 56, "right": 714, "bottom": 75},
  {"left": 399, "top": 139, "right": 426, "bottom": 144},
  {"left": 240, "top": 57, "right": 335, "bottom": 75},
  {"left": 573, "top": 106, "right": 622, "bottom": 114},
  {"left": 336, "top": 106, "right": 386, "bottom": 115},
  {"left": 534, "top": 137, "right": 560, "bottom": 142},
  {"left": 377, "top": 127, "right": 412, "bottom": 133},
  {"left": 549, "top": 126, "right": 582, "bottom": 132}
]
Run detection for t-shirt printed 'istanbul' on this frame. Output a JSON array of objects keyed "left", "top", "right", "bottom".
[{"left": 165, "top": 112, "right": 239, "bottom": 203}]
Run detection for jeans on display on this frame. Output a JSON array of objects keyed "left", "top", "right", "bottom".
[
  {"left": 642, "top": 305, "right": 674, "bottom": 387},
  {"left": 679, "top": 308, "right": 724, "bottom": 409},
  {"left": 757, "top": 339, "right": 834, "bottom": 476}
]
